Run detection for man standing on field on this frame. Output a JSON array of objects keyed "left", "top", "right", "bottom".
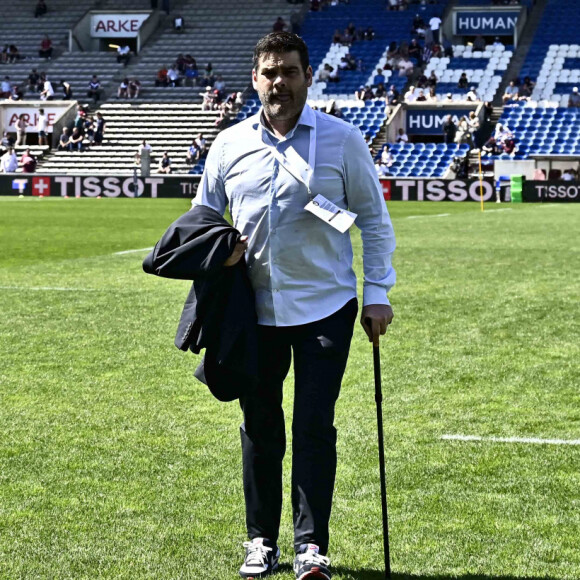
[{"left": 192, "top": 32, "right": 396, "bottom": 580}]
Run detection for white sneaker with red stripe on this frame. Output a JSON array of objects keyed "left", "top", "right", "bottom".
[
  {"left": 293, "top": 544, "right": 331, "bottom": 580},
  {"left": 239, "top": 537, "right": 280, "bottom": 578}
]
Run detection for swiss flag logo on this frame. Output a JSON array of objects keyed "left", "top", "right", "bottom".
[
  {"left": 32, "top": 177, "right": 51, "bottom": 196},
  {"left": 381, "top": 179, "right": 391, "bottom": 201}
]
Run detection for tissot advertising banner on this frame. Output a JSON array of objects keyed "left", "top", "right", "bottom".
[
  {"left": 406, "top": 109, "right": 474, "bottom": 135},
  {"left": 522, "top": 181, "right": 580, "bottom": 203},
  {"left": 90, "top": 13, "right": 150, "bottom": 37},
  {"left": 4, "top": 175, "right": 201, "bottom": 198},
  {"left": 380, "top": 178, "right": 495, "bottom": 202},
  {"left": 454, "top": 11, "right": 519, "bottom": 35}
]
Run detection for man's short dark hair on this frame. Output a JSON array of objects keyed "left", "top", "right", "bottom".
[{"left": 253, "top": 32, "right": 309, "bottom": 73}]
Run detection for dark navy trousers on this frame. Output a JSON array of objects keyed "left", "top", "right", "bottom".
[{"left": 239, "top": 298, "right": 358, "bottom": 555}]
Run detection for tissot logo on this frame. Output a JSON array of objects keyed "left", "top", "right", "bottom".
[
  {"left": 380, "top": 179, "right": 494, "bottom": 202},
  {"left": 32, "top": 177, "right": 51, "bottom": 196}
]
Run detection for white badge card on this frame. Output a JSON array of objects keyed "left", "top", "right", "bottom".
[{"left": 305, "top": 194, "right": 357, "bottom": 233}]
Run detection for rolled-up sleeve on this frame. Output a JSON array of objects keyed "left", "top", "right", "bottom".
[
  {"left": 342, "top": 127, "right": 396, "bottom": 306},
  {"left": 191, "top": 133, "right": 227, "bottom": 216}
]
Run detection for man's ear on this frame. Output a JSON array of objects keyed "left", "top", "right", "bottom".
[
  {"left": 306, "top": 65, "right": 313, "bottom": 88},
  {"left": 252, "top": 68, "right": 258, "bottom": 90}
]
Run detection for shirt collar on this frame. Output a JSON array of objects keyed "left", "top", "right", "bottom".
[{"left": 253, "top": 102, "right": 315, "bottom": 140}]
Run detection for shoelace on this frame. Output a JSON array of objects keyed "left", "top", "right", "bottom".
[
  {"left": 243, "top": 541, "right": 273, "bottom": 566},
  {"left": 296, "top": 549, "right": 330, "bottom": 567}
]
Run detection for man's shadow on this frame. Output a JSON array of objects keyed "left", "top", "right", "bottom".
[{"left": 276, "top": 564, "right": 560, "bottom": 580}]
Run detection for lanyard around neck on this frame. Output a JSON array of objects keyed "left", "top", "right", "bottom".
[{"left": 263, "top": 114, "right": 317, "bottom": 201}]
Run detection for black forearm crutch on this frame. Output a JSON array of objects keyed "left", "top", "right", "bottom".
[{"left": 372, "top": 340, "right": 391, "bottom": 579}]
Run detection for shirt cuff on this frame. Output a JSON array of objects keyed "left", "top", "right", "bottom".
[{"left": 363, "top": 284, "right": 391, "bottom": 307}]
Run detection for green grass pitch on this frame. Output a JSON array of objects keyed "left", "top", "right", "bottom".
[{"left": 0, "top": 196, "right": 579, "bottom": 579}]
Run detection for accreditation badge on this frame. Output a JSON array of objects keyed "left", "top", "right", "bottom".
[{"left": 304, "top": 194, "right": 357, "bottom": 233}]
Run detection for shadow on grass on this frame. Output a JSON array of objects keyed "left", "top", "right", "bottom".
[
  {"left": 276, "top": 562, "right": 560, "bottom": 579},
  {"left": 330, "top": 570, "right": 561, "bottom": 580}
]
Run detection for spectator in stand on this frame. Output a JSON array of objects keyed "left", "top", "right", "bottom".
[
  {"left": 442, "top": 115, "right": 457, "bottom": 144},
  {"left": 468, "top": 111, "right": 480, "bottom": 147},
  {"left": 19, "top": 149, "right": 37, "bottom": 173},
  {"left": 427, "top": 87, "right": 437, "bottom": 102},
  {"left": 443, "top": 92, "right": 454, "bottom": 103},
  {"left": 427, "top": 70, "right": 438, "bottom": 90},
  {"left": 28, "top": 69, "right": 42, "bottom": 92},
  {"left": 412, "top": 13, "right": 425, "bottom": 34},
  {"left": 568, "top": 87, "right": 580, "bottom": 108},
  {"left": 84, "top": 115, "right": 95, "bottom": 145},
  {"left": 214, "top": 75, "right": 227, "bottom": 98},
  {"left": 129, "top": 78, "right": 141, "bottom": 98},
  {"left": 421, "top": 44, "right": 433, "bottom": 66},
  {"left": 0, "top": 45, "right": 7, "bottom": 65},
  {"left": 375, "top": 159, "right": 390, "bottom": 177},
  {"left": 87, "top": 75, "right": 102, "bottom": 104},
  {"left": 416, "top": 89, "right": 427, "bottom": 102},
  {"left": 201, "top": 86, "right": 215, "bottom": 110},
  {"left": 0, "top": 77, "right": 12, "bottom": 98},
  {"left": 408, "top": 39, "right": 422, "bottom": 66},
  {"left": 157, "top": 151, "right": 172, "bottom": 174},
  {"left": 428, "top": 13, "right": 442, "bottom": 44},
  {"left": 40, "top": 75, "right": 54, "bottom": 100},
  {"left": 61, "top": 79, "right": 73, "bottom": 100},
  {"left": 396, "top": 127, "right": 409, "bottom": 144},
  {"left": 441, "top": 35, "right": 453, "bottom": 58},
  {"left": 167, "top": 64, "right": 180, "bottom": 87},
  {"left": 117, "top": 44, "right": 131, "bottom": 67},
  {"left": 0, "top": 147, "right": 18, "bottom": 173},
  {"left": 386, "top": 84, "right": 399, "bottom": 105},
  {"left": 8, "top": 44, "right": 21, "bottom": 63},
  {"left": 455, "top": 116, "right": 473, "bottom": 147},
  {"left": 364, "top": 134, "right": 376, "bottom": 158},
  {"left": 94, "top": 112, "right": 105, "bottom": 146},
  {"left": 1, "top": 131, "right": 14, "bottom": 153},
  {"left": 186, "top": 139, "right": 200, "bottom": 165},
  {"left": 8, "top": 84, "right": 23, "bottom": 101},
  {"left": 39, "top": 35, "right": 52, "bottom": 60},
  {"left": 380, "top": 144, "right": 394, "bottom": 167},
  {"left": 69, "top": 127, "right": 84, "bottom": 152},
  {"left": 458, "top": 72, "right": 469, "bottom": 89},
  {"left": 136, "top": 140, "right": 152, "bottom": 176},
  {"left": 195, "top": 133, "right": 207, "bottom": 158},
  {"left": 328, "top": 66, "right": 340, "bottom": 83},
  {"left": 466, "top": 86, "right": 479, "bottom": 102},
  {"left": 318, "top": 63, "right": 332, "bottom": 82},
  {"left": 34, "top": 0, "right": 48, "bottom": 18},
  {"left": 493, "top": 36, "right": 503, "bottom": 48},
  {"left": 355, "top": 86, "right": 366, "bottom": 100},
  {"left": 332, "top": 29, "right": 343, "bottom": 45},
  {"left": 118, "top": 78, "right": 129, "bottom": 98},
  {"left": 15, "top": 114, "right": 27, "bottom": 146},
  {"left": 373, "top": 68, "right": 386, "bottom": 87},
  {"left": 561, "top": 168, "right": 577, "bottom": 181},
  {"left": 200, "top": 63, "right": 215, "bottom": 87},
  {"left": 397, "top": 56, "right": 413, "bottom": 77},
  {"left": 364, "top": 27, "right": 375, "bottom": 41},
  {"left": 173, "top": 13, "right": 184, "bottom": 32},
  {"left": 519, "top": 76, "right": 534, "bottom": 99},
  {"left": 37, "top": 108, "right": 48, "bottom": 146},
  {"left": 473, "top": 35, "right": 486, "bottom": 51},
  {"left": 375, "top": 83, "right": 386, "bottom": 98},
  {"left": 416, "top": 72, "right": 428, "bottom": 89},
  {"left": 482, "top": 101, "right": 493, "bottom": 122},
  {"left": 403, "top": 85, "right": 416, "bottom": 102},
  {"left": 502, "top": 80, "right": 519, "bottom": 103},
  {"left": 273, "top": 17, "right": 286, "bottom": 32},
  {"left": 482, "top": 135, "right": 500, "bottom": 157},
  {"left": 58, "top": 127, "right": 70, "bottom": 150},
  {"left": 155, "top": 65, "right": 169, "bottom": 87}
]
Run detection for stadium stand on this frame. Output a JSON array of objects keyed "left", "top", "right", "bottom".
[
  {"left": 302, "top": 0, "right": 444, "bottom": 99},
  {"left": 519, "top": 0, "right": 580, "bottom": 106},
  {"left": 37, "top": 103, "right": 220, "bottom": 175},
  {"left": 114, "top": 0, "right": 296, "bottom": 102}
]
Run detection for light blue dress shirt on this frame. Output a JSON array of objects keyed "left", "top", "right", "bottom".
[{"left": 193, "top": 103, "right": 396, "bottom": 327}]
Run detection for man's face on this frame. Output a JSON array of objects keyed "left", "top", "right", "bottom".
[{"left": 252, "top": 51, "right": 312, "bottom": 123}]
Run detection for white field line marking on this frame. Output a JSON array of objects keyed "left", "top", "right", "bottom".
[
  {"left": 441, "top": 434, "right": 580, "bottom": 446},
  {"left": 483, "top": 208, "right": 513, "bottom": 213},
  {"left": 0, "top": 286, "right": 94, "bottom": 292},
  {"left": 113, "top": 247, "right": 153, "bottom": 255},
  {"left": 407, "top": 213, "right": 450, "bottom": 219}
]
